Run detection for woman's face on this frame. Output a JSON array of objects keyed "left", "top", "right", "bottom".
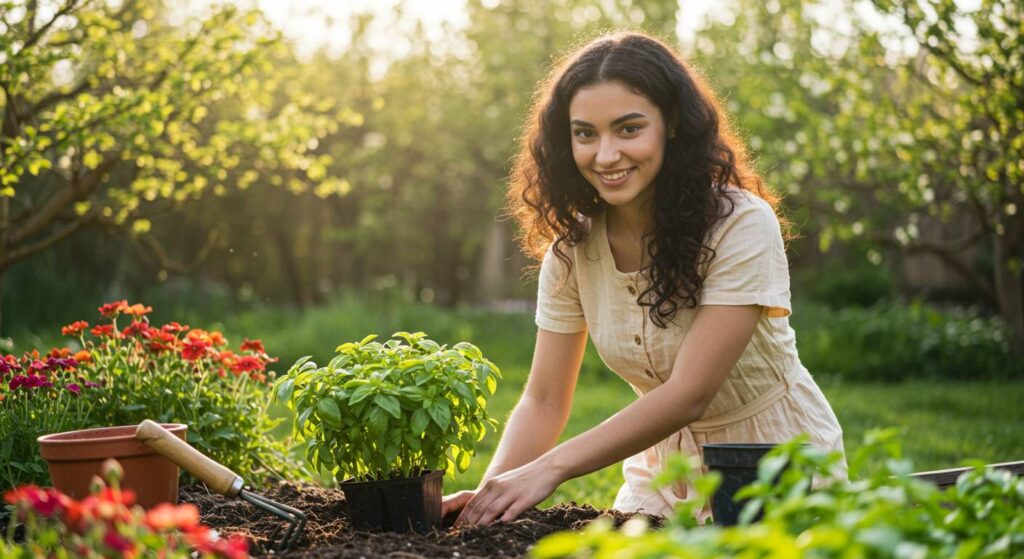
[{"left": 568, "top": 81, "right": 667, "bottom": 212}]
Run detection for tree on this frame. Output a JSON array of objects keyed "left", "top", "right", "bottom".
[
  {"left": 692, "top": 0, "right": 1024, "bottom": 353},
  {"left": 0, "top": 0, "right": 342, "bottom": 331}
]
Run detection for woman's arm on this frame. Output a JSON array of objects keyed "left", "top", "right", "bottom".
[
  {"left": 442, "top": 327, "right": 588, "bottom": 517},
  {"left": 456, "top": 304, "right": 761, "bottom": 526}
]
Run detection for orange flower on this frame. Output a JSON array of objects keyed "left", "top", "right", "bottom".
[
  {"left": 48, "top": 347, "right": 71, "bottom": 359},
  {"left": 74, "top": 350, "right": 92, "bottom": 363},
  {"left": 123, "top": 303, "right": 153, "bottom": 317},
  {"left": 61, "top": 321, "right": 89, "bottom": 336},
  {"left": 145, "top": 502, "right": 201, "bottom": 531}
]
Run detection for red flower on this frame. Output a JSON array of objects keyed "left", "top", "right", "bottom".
[
  {"left": 182, "top": 339, "right": 212, "bottom": 361},
  {"left": 123, "top": 303, "right": 153, "bottom": 317},
  {"left": 187, "top": 526, "right": 250, "bottom": 558},
  {"left": 102, "top": 529, "right": 136, "bottom": 554},
  {"left": 61, "top": 320, "right": 90, "bottom": 336},
  {"left": 145, "top": 502, "right": 201, "bottom": 531},
  {"left": 90, "top": 324, "right": 119, "bottom": 338},
  {"left": 0, "top": 355, "right": 22, "bottom": 376},
  {"left": 98, "top": 300, "right": 129, "bottom": 318},
  {"left": 231, "top": 356, "right": 265, "bottom": 375},
  {"left": 161, "top": 321, "right": 189, "bottom": 334},
  {"left": 240, "top": 339, "right": 265, "bottom": 354},
  {"left": 121, "top": 320, "right": 154, "bottom": 339},
  {"left": 4, "top": 485, "right": 65, "bottom": 518},
  {"left": 29, "top": 359, "right": 46, "bottom": 372},
  {"left": 148, "top": 331, "right": 179, "bottom": 354}
]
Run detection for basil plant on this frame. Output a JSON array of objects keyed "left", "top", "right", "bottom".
[{"left": 273, "top": 332, "right": 501, "bottom": 482}]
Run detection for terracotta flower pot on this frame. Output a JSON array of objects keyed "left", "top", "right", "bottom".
[{"left": 37, "top": 423, "right": 187, "bottom": 509}]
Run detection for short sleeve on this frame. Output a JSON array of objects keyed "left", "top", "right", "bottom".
[
  {"left": 535, "top": 245, "right": 587, "bottom": 333},
  {"left": 699, "top": 197, "right": 792, "bottom": 318}
]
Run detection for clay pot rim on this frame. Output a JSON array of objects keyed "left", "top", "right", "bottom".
[{"left": 37, "top": 423, "right": 187, "bottom": 445}]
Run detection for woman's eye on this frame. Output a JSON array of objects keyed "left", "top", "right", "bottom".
[
  {"left": 621, "top": 125, "right": 640, "bottom": 134},
  {"left": 573, "top": 129, "right": 595, "bottom": 139}
]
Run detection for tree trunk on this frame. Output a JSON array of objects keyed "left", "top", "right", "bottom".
[{"left": 993, "top": 232, "right": 1024, "bottom": 355}]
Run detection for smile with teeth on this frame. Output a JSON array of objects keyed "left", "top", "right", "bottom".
[{"left": 598, "top": 168, "right": 634, "bottom": 181}]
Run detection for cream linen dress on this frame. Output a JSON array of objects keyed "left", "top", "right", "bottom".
[{"left": 534, "top": 189, "right": 847, "bottom": 519}]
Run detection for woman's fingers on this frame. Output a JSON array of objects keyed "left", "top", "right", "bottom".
[
  {"left": 459, "top": 488, "right": 518, "bottom": 527},
  {"left": 441, "top": 490, "right": 475, "bottom": 517}
]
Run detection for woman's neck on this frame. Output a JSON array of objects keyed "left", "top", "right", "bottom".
[{"left": 606, "top": 203, "right": 653, "bottom": 273}]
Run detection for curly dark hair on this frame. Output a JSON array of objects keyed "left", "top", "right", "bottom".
[{"left": 507, "top": 31, "right": 787, "bottom": 328}]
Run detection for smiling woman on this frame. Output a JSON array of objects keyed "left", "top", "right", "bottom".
[{"left": 441, "top": 31, "right": 848, "bottom": 527}]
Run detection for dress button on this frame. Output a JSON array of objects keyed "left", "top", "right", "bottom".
[
  {"left": 644, "top": 369, "right": 654, "bottom": 378},
  {"left": 627, "top": 285, "right": 636, "bottom": 295},
  {"left": 633, "top": 335, "right": 642, "bottom": 345}
]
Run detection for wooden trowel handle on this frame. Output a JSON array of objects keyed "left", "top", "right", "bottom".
[{"left": 136, "top": 419, "right": 243, "bottom": 497}]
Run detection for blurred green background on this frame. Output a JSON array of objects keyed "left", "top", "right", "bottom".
[{"left": 2, "top": 0, "right": 1022, "bottom": 503}]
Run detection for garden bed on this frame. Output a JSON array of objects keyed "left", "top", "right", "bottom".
[{"left": 181, "top": 482, "right": 656, "bottom": 558}]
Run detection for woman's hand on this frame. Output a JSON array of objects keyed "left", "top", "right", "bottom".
[
  {"left": 441, "top": 490, "right": 476, "bottom": 519},
  {"left": 455, "top": 459, "right": 564, "bottom": 527}
]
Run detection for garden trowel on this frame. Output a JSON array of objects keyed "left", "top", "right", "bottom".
[{"left": 135, "top": 419, "right": 307, "bottom": 552}]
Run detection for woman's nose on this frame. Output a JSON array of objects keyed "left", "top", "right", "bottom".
[{"left": 595, "top": 138, "right": 620, "bottom": 167}]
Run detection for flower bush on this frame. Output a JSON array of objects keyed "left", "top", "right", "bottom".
[
  {"left": 1, "top": 459, "right": 249, "bottom": 558},
  {"left": 273, "top": 332, "right": 501, "bottom": 481},
  {"left": 0, "top": 300, "right": 302, "bottom": 491},
  {"left": 532, "top": 430, "right": 1024, "bottom": 558}
]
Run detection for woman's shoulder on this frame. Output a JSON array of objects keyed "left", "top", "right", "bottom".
[{"left": 709, "top": 187, "right": 783, "bottom": 244}]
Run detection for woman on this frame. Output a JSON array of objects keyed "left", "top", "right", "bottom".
[{"left": 444, "top": 31, "right": 847, "bottom": 526}]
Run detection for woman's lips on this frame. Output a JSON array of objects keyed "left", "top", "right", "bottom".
[{"left": 596, "top": 167, "right": 635, "bottom": 187}]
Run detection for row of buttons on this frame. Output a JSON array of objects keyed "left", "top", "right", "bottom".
[{"left": 629, "top": 284, "right": 655, "bottom": 379}]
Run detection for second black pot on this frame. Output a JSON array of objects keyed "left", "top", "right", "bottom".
[
  {"left": 702, "top": 443, "right": 780, "bottom": 526},
  {"left": 341, "top": 469, "right": 443, "bottom": 533}
]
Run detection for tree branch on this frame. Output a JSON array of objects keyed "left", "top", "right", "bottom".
[
  {"left": 16, "top": 0, "right": 80, "bottom": 55},
  {"left": 0, "top": 211, "right": 91, "bottom": 272},
  {"left": 871, "top": 232, "right": 996, "bottom": 305},
  {"left": 9, "top": 155, "right": 118, "bottom": 245},
  {"left": 133, "top": 228, "right": 220, "bottom": 274}
]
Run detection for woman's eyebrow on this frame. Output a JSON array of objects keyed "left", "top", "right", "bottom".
[{"left": 569, "top": 112, "right": 648, "bottom": 128}]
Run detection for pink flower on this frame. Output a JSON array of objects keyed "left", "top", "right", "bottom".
[
  {"left": 102, "top": 529, "right": 136, "bottom": 554},
  {"left": 65, "top": 383, "right": 82, "bottom": 395}
]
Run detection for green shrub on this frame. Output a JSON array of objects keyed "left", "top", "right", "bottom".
[
  {"left": 532, "top": 430, "right": 1023, "bottom": 558},
  {"left": 793, "top": 299, "right": 1022, "bottom": 381},
  {"left": 795, "top": 257, "right": 896, "bottom": 308},
  {"left": 0, "top": 300, "right": 302, "bottom": 491}
]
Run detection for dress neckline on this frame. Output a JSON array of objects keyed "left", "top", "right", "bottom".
[{"left": 596, "top": 213, "right": 646, "bottom": 280}]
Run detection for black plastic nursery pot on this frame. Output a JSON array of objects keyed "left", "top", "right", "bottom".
[
  {"left": 341, "top": 469, "right": 444, "bottom": 533},
  {"left": 702, "top": 443, "right": 781, "bottom": 526}
]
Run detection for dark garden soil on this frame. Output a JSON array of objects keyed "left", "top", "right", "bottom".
[{"left": 180, "top": 482, "right": 662, "bottom": 558}]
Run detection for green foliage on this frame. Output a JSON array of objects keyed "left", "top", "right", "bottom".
[
  {"left": 793, "top": 299, "right": 1023, "bottom": 381},
  {"left": 532, "top": 430, "right": 1024, "bottom": 558},
  {"left": 274, "top": 332, "right": 502, "bottom": 481},
  {"left": 0, "top": 301, "right": 301, "bottom": 491},
  {"left": 795, "top": 256, "right": 896, "bottom": 308},
  {"left": 693, "top": 0, "right": 1024, "bottom": 347}
]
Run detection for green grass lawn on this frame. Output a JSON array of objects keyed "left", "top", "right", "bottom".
[
  {"left": 206, "top": 296, "right": 1024, "bottom": 508},
  {"left": 15, "top": 296, "right": 1021, "bottom": 507}
]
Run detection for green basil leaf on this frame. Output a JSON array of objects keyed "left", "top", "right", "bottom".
[
  {"left": 427, "top": 400, "right": 451, "bottom": 429},
  {"left": 317, "top": 398, "right": 342, "bottom": 427},
  {"left": 411, "top": 408, "right": 429, "bottom": 434},
  {"left": 375, "top": 394, "right": 402, "bottom": 419}
]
